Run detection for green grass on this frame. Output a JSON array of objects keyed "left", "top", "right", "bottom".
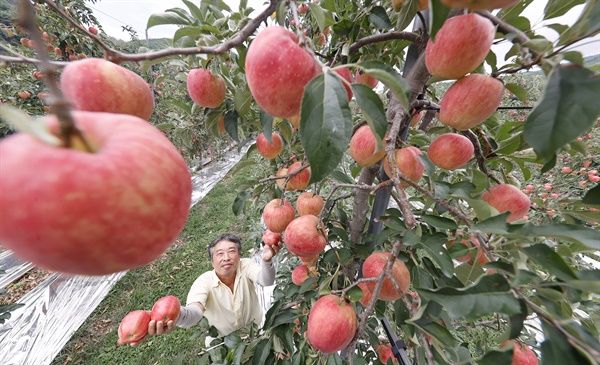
[{"left": 52, "top": 158, "right": 262, "bottom": 365}]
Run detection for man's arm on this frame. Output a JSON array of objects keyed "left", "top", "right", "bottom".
[
  {"left": 176, "top": 302, "right": 205, "bottom": 328},
  {"left": 256, "top": 243, "right": 281, "bottom": 286}
]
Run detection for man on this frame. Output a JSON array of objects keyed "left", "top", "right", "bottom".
[{"left": 133, "top": 233, "right": 281, "bottom": 345}]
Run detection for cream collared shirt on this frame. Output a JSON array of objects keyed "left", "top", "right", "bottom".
[{"left": 186, "top": 258, "right": 263, "bottom": 337}]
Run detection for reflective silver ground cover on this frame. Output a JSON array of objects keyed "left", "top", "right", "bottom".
[{"left": 0, "top": 144, "right": 250, "bottom": 365}]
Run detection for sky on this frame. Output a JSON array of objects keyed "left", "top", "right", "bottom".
[{"left": 88, "top": 0, "right": 599, "bottom": 59}]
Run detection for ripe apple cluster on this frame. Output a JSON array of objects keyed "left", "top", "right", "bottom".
[{"left": 117, "top": 295, "right": 180, "bottom": 345}]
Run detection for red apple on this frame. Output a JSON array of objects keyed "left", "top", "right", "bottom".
[
  {"left": 217, "top": 114, "right": 226, "bottom": 134},
  {"left": 482, "top": 184, "right": 530, "bottom": 223},
  {"left": 88, "top": 26, "right": 99, "bottom": 35},
  {"left": 441, "top": 0, "right": 521, "bottom": 10},
  {"left": 275, "top": 166, "right": 295, "bottom": 191},
  {"left": 382, "top": 146, "right": 424, "bottom": 187},
  {"left": 262, "top": 198, "right": 296, "bottom": 233},
  {"left": 298, "top": 3, "right": 309, "bottom": 14},
  {"left": 501, "top": 340, "right": 539, "bottom": 365},
  {"left": 262, "top": 229, "right": 283, "bottom": 246},
  {"left": 349, "top": 125, "right": 386, "bottom": 167},
  {"left": 187, "top": 68, "right": 226, "bottom": 108},
  {"left": 409, "top": 110, "right": 423, "bottom": 127},
  {"left": 307, "top": 295, "right": 357, "bottom": 353},
  {"left": 296, "top": 191, "right": 325, "bottom": 216},
  {"left": 358, "top": 282, "right": 373, "bottom": 307},
  {"left": 439, "top": 74, "right": 504, "bottom": 130},
  {"left": 256, "top": 132, "right": 283, "bottom": 160},
  {"left": 355, "top": 70, "right": 379, "bottom": 88},
  {"left": 245, "top": 26, "right": 321, "bottom": 118},
  {"left": 60, "top": 58, "right": 154, "bottom": 121},
  {"left": 446, "top": 231, "right": 489, "bottom": 266},
  {"left": 151, "top": 295, "right": 181, "bottom": 323},
  {"left": 299, "top": 254, "right": 319, "bottom": 266},
  {"left": 335, "top": 67, "right": 354, "bottom": 100},
  {"left": 425, "top": 14, "right": 495, "bottom": 79},
  {"left": 375, "top": 343, "right": 399, "bottom": 364},
  {"left": 392, "top": 0, "right": 404, "bottom": 11},
  {"left": 117, "top": 310, "right": 151, "bottom": 345},
  {"left": 0, "top": 112, "right": 192, "bottom": 275},
  {"left": 288, "top": 114, "right": 300, "bottom": 129},
  {"left": 362, "top": 252, "right": 410, "bottom": 301},
  {"left": 284, "top": 215, "right": 327, "bottom": 257},
  {"left": 427, "top": 133, "right": 474, "bottom": 170},
  {"left": 288, "top": 161, "right": 311, "bottom": 190},
  {"left": 292, "top": 264, "right": 317, "bottom": 286}
]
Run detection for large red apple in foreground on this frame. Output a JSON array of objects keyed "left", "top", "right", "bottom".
[
  {"left": 349, "top": 125, "right": 386, "bottom": 167},
  {"left": 187, "top": 68, "right": 226, "bottom": 108},
  {"left": 256, "top": 132, "right": 283, "bottom": 160},
  {"left": 151, "top": 295, "right": 181, "bottom": 323},
  {"left": 428, "top": 133, "right": 474, "bottom": 170},
  {"left": 117, "top": 310, "right": 151, "bottom": 345},
  {"left": 501, "top": 340, "right": 539, "bottom": 365},
  {"left": 382, "top": 146, "right": 424, "bottom": 187},
  {"left": 441, "top": 0, "right": 520, "bottom": 10},
  {"left": 425, "top": 13, "right": 495, "bottom": 79},
  {"left": 60, "top": 58, "right": 154, "bottom": 120},
  {"left": 482, "top": 184, "right": 530, "bottom": 222},
  {"left": 307, "top": 295, "right": 357, "bottom": 353},
  {"left": 296, "top": 191, "right": 325, "bottom": 216},
  {"left": 245, "top": 26, "right": 321, "bottom": 118},
  {"left": 284, "top": 215, "right": 327, "bottom": 257},
  {"left": 362, "top": 252, "right": 411, "bottom": 301},
  {"left": 262, "top": 198, "right": 296, "bottom": 233},
  {"left": 0, "top": 112, "right": 192, "bottom": 275},
  {"left": 439, "top": 74, "right": 504, "bottom": 130}
]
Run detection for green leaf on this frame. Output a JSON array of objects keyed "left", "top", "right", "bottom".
[
  {"left": 300, "top": 73, "right": 353, "bottom": 184},
  {"left": 232, "top": 190, "right": 251, "bottom": 216},
  {"left": 396, "top": 0, "right": 418, "bottom": 31},
  {"left": 225, "top": 109, "right": 239, "bottom": 141},
  {"left": 421, "top": 215, "right": 458, "bottom": 230},
  {"left": 326, "top": 353, "right": 344, "bottom": 365},
  {"left": 559, "top": 0, "right": 600, "bottom": 46},
  {"left": 251, "top": 338, "right": 272, "bottom": 365},
  {"left": 173, "top": 26, "right": 203, "bottom": 43},
  {"left": 351, "top": 83, "right": 387, "bottom": 145},
  {"left": 418, "top": 274, "right": 523, "bottom": 320},
  {"left": 524, "top": 66, "right": 600, "bottom": 161},
  {"left": 475, "top": 216, "right": 600, "bottom": 250},
  {"left": 544, "top": 0, "right": 586, "bottom": 20},
  {"left": 521, "top": 244, "right": 578, "bottom": 282},
  {"left": 308, "top": 3, "right": 335, "bottom": 32},
  {"left": 357, "top": 61, "right": 410, "bottom": 109},
  {"left": 369, "top": 6, "right": 392, "bottom": 29},
  {"left": 182, "top": 0, "right": 204, "bottom": 20},
  {"left": 582, "top": 185, "right": 600, "bottom": 206},
  {"left": 504, "top": 83, "right": 528, "bottom": 103},
  {"left": 522, "top": 38, "right": 553, "bottom": 54},
  {"left": 0, "top": 105, "right": 61, "bottom": 146},
  {"left": 541, "top": 321, "right": 590, "bottom": 365},
  {"left": 234, "top": 88, "right": 252, "bottom": 116},
  {"left": 497, "top": 0, "right": 534, "bottom": 21},
  {"left": 416, "top": 233, "right": 454, "bottom": 278},
  {"left": 260, "top": 109, "right": 274, "bottom": 141},
  {"left": 410, "top": 302, "right": 458, "bottom": 347},
  {"left": 429, "top": 0, "right": 452, "bottom": 42},
  {"left": 147, "top": 12, "right": 191, "bottom": 29},
  {"left": 331, "top": 169, "right": 355, "bottom": 184},
  {"left": 477, "top": 349, "right": 512, "bottom": 365}
]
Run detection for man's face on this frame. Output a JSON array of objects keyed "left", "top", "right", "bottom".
[{"left": 211, "top": 240, "right": 240, "bottom": 279}]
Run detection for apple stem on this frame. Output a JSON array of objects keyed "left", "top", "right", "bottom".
[{"left": 17, "top": 0, "right": 94, "bottom": 152}]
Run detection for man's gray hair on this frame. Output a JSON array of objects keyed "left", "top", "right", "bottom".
[{"left": 208, "top": 233, "right": 242, "bottom": 258}]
